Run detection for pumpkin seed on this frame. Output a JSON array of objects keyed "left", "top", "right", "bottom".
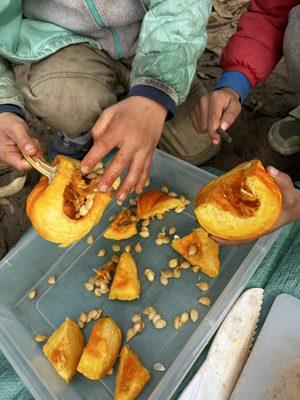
[
  {"left": 169, "top": 226, "right": 176, "bottom": 235},
  {"left": 84, "top": 282, "right": 94, "bottom": 291},
  {"left": 197, "top": 281, "right": 209, "bottom": 291},
  {"left": 77, "top": 320, "right": 85, "bottom": 329},
  {"left": 190, "top": 309, "right": 199, "bottom": 322},
  {"left": 133, "top": 321, "right": 144, "bottom": 334},
  {"left": 162, "top": 236, "right": 170, "bottom": 244},
  {"left": 148, "top": 310, "right": 157, "bottom": 321},
  {"left": 152, "top": 314, "right": 161, "bottom": 325},
  {"left": 34, "top": 334, "right": 48, "bottom": 343},
  {"left": 160, "top": 276, "right": 169, "bottom": 286},
  {"left": 154, "top": 363, "right": 166, "bottom": 372},
  {"left": 135, "top": 243, "right": 142, "bottom": 253},
  {"left": 93, "top": 309, "right": 102, "bottom": 320},
  {"left": 93, "top": 161, "right": 104, "bottom": 170},
  {"left": 48, "top": 276, "right": 56, "bottom": 285},
  {"left": 168, "top": 192, "right": 177, "bottom": 197},
  {"left": 89, "top": 276, "right": 96, "bottom": 284},
  {"left": 173, "top": 315, "right": 181, "bottom": 330},
  {"left": 130, "top": 215, "right": 138, "bottom": 222},
  {"left": 125, "top": 244, "right": 131, "bottom": 253},
  {"left": 86, "top": 315, "right": 92, "bottom": 323},
  {"left": 131, "top": 314, "right": 142, "bottom": 323},
  {"left": 117, "top": 200, "right": 123, "bottom": 206},
  {"left": 180, "top": 261, "right": 191, "bottom": 270},
  {"left": 97, "top": 248, "right": 106, "bottom": 257},
  {"left": 88, "top": 309, "right": 97, "bottom": 320},
  {"left": 175, "top": 206, "right": 184, "bottom": 213},
  {"left": 28, "top": 289, "right": 37, "bottom": 300},
  {"left": 139, "top": 230, "right": 150, "bottom": 238},
  {"left": 199, "top": 296, "right": 211, "bottom": 306},
  {"left": 154, "top": 319, "right": 167, "bottom": 330},
  {"left": 87, "top": 172, "right": 97, "bottom": 179},
  {"left": 94, "top": 288, "right": 103, "bottom": 297},
  {"left": 173, "top": 267, "right": 181, "bottom": 279},
  {"left": 87, "top": 235, "right": 94, "bottom": 245},
  {"left": 142, "top": 219, "right": 150, "bottom": 227},
  {"left": 140, "top": 226, "right": 149, "bottom": 232},
  {"left": 111, "top": 254, "right": 119, "bottom": 263},
  {"left": 179, "top": 195, "right": 186, "bottom": 203},
  {"left": 144, "top": 269, "right": 155, "bottom": 282},
  {"left": 161, "top": 270, "right": 173, "bottom": 279},
  {"left": 126, "top": 328, "right": 135, "bottom": 342},
  {"left": 129, "top": 198, "right": 137, "bottom": 206},
  {"left": 85, "top": 198, "right": 94, "bottom": 210},
  {"left": 145, "top": 177, "right": 150, "bottom": 187},
  {"left": 192, "top": 266, "right": 200, "bottom": 273},
  {"left": 106, "top": 368, "right": 113, "bottom": 375},
  {"left": 180, "top": 312, "right": 189, "bottom": 324},
  {"left": 157, "top": 231, "right": 166, "bottom": 238},
  {"left": 109, "top": 214, "right": 116, "bottom": 222},
  {"left": 188, "top": 244, "right": 198, "bottom": 256},
  {"left": 80, "top": 205, "right": 89, "bottom": 216},
  {"left": 79, "top": 312, "right": 87, "bottom": 323},
  {"left": 173, "top": 234, "right": 180, "bottom": 240},
  {"left": 112, "top": 244, "right": 121, "bottom": 252},
  {"left": 155, "top": 238, "right": 164, "bottom": 245},
  {"left": 168, "top": 258, "right": 178, "bottom": 268},
  {"left": 157, "top": 213, "right": 163, "bottom": 220},
  {"left": 99, "top": 281, "right": 109, "bottom": 294},
  {"left": 161, "top": 186, "right": 168, "bottom": 193},
  {"left": 143, "top": 306, "right": 156, "bottom": 316}
]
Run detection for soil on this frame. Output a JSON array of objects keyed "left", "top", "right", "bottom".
[{"left": 0, "top": 51, "right": 299, "bottom": 259}]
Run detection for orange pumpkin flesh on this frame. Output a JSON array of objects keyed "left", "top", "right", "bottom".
[
  {"left": 109, "top": 252, "right": 141, "bottom": 301},
  {"left": 195, "top": 160, "right": 282, "bottom": 241},
  {"left": 136, "top": 189, "right": 182, "bottom": 219},
  {"left": 77, "top": 317, "right": 121, "bottom": 380},
  {"left": 115, "top": 345, "right": 150, "bottom": 400},
  {"left": 43, "top": 317, "right": 84, "bottom": 383},
  {"left": 172, "top": 228, "right": 220, "bottom": 277},
  {"left": 26, "top": 155, "right": 112, "bottom": 247},
  {"left": 103, "top": 209, "right": 137, "bottom": 240}
]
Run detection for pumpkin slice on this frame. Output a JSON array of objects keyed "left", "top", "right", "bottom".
[
  {"left": 194, "top": 160, "right": 282, "bottom": 241},
  {"left": 104, "top": 209, "right": 137, "bottom": 240},
  {"left": 172, "top": 228, "right": 220, "bottom": 277},
  {"left": 115, "top": 345, "right": 150, "bottom": 400},
  {"left": 77, "top": 317, "right": 121, "bottom": 380},
  {"left": 26, "top": 155, "right": 112, "bottom": 247},
  {"left": 109, "top": 252, "right": 140, "bottom": 301},
  {"left": 43, "top": 317, "right": 84, "bottom": 383},
  {"left": 136, "top": 189, "right": 182, "bottom": 219}
]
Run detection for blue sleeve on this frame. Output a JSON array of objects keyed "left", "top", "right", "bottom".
[
  {"left": 127, "top": 85, "right": 175, "bottom": 120},
  {"left": 0, "top": 104, "right": 26, "bottom": 121},
  {"left": 213, "top": 71, "right": 251, "bottom": 102}
]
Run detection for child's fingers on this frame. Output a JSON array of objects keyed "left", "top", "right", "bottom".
[
  {"left": 134, "top": 154, "right": 152, "bottom": 194},
  {"left": 116, "top": 151, "right": 146, "bottom": 200},
  {"left": 81, "top": 134, "right": 116, "bottom": 174}
]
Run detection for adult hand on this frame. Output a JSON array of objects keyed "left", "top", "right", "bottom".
[
  {"left": 211, "top": 167, "right": 300, "bottom": 246},
  {"left": 0, "top": 112, "right": 42, "bottom": 170},
  {"left": 190, "top": 87, "right": 241, "bottom": 144},
  {"left": 81, "top": 96, "right": 167, "bottom": 200}
]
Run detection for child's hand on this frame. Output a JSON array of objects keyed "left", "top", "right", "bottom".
[
  {"left": 0, "top": 112, "right": 42, "bottom": 170},
  {"left": 81, "top": 96, "right": 167, "bottom": 200},
  {"left": 190, "top": 88, "right": 241, "bottom": 144},
  {"left": 211, "top": 167, "right": 300, "bottom": 246}
]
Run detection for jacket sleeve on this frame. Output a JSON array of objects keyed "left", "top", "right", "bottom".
[
  {"left": 0, "top": 55, "right": 24, "bottom": 110},
  {"left": 220, "top": 0, "right": 299, "bottom": 88},
  {"left": 130, "top": 0, "right": 212, "bottom": 108}
]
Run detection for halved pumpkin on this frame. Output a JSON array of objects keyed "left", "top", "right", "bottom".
[
  {"left": 136, "top": 189, "right": 182, "bottom": 219},
  {"left": 43, "top": 317, "right": 84, "bottom": 383},
  {"left": 172, "top": 228, "right": 220, "bottom": 277},
  {"left": 115, "top": 345, "right": 150, "bottom": 400},
  {"left": 194, "top": 160, "right": 282, "bottom": 240},
  {"left": 109, "top": 252, "right": 140, "bottom": 301},
  {"left": 26, "top": 155, "right": 112, "bottom": 247},
  {"left": 77, "top": 317, "right": 121, "bottom": 380},
  {"left": 104, "top": 209, "right": 137, "bottom": 240}
]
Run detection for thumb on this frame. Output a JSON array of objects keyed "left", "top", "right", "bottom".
[
  {"left": 11, "top": 125, "right": 38, "bottom": 156},
  {"left": 266, "top": 166, "right": 294, "bottom": 192}
]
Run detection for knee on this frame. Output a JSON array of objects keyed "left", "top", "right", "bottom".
[{"left": 283, "top": 5, "right": 300, "bottom": 77}]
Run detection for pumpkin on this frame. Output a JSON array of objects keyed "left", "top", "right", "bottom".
[
  {"left": 172, "top": 228, "right": 220, "bottom": 277},
  {"left": 115, "top": 345, "right": 150, "bottom": 400},
  {"left": 26, "top": 155, "right": 112, "bottom": 247},
  {"left": 136, "top": 189, "right": 182, "bottom": 219},
  {"left": 77, "top": 317, "right": 121, "bottom": 380},
  {"left": 109, "top": 252, "right": 141, "bottom": 301},
  {"left": 43, "top": 317, "right": 84, "bottom": 383},
  {"left": 104, "top": 209, "right": 137, "bottom": 240},
  {"left": 194, "top": 160, "right": 282, "bottom": 241}
]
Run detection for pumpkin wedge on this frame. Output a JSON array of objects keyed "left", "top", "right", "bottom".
[
  {"left": 26, "top": 155, "right": 112, "bottom": 247},
  {"left": 172, "top": 228, "right": 220, "bottom": 277},
  {"left": 109, "top": 252, "right": 140, "bottom": 301},
  {"left": 104, "top": 209, "right": 137, "bottom": 240},
  {"left": 77, "top": 317, "right": 121, "bottom": 380},
  {"left": 194, "top": 160, "right": 282, "bottom": 241},
  {"left": 136, "top": 189, "right": 182, "bottom": 219},
  {"left": 115, "top": 345, "right": 150, "bottom": 400},
  {"left": 43, "top": 317, "right": 84, "bottom": 383}
]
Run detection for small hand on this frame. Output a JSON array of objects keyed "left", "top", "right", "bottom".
[
  {"left": 81, "top": 96, "right": 167, "bottom": 200},
  {"left": 190, "top": 87, "right": 241, "bottom": 144},
  {"left": 0, "top": 112, "right": 42, "bottom": 170},
  {"left": 211, "top": 167, "right": 300, "bottom": 246}
]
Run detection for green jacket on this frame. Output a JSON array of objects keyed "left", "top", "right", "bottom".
[{"left": 0, "top": 0, "right": 211, "bottom": 112}]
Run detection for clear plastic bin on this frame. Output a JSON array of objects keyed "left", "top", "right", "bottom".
[{"left": 0, "top": 150, "right": 279, "bottom": 400}]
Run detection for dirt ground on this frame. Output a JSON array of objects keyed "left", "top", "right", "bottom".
[{"left": 0, "top": 51, "right": 299, "bottom": 260}]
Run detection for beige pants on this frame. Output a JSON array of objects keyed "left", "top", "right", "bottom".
[{"left": 22, "top": 43, "right": 219, "bottom": 165}]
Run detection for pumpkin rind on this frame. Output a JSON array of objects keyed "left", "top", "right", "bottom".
[
  {"left": 109, "top": 252, "right": 141, "bottom": 301},
  {"left": 26, "top": 155, "right": 112, "bottom": 247},
  {"left": 103, "top": 209, "right": 137, "bottom": 240},
  {"left": 43, "top": 317, "right": 84, "bottom": 383},
  {"left": 114, "top": 345, "right": 150, "bottom": 400},
  {"left": 136, "top": 189, "right": 182, "bottom": 219},
  {"left": 172, "top": 228, "right": 220, "bottom": 277},
  {"left": 77, "top": 317, "right": 121, "bottom": 380},
  {"left": 194, "top": 160, "right": 282, "bottom": 240}
]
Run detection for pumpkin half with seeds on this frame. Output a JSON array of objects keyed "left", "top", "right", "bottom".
[
  {"left": 136, "top": 189, "right": 182, "bottom": 219},
  {"left": 26, "top": 155, "right": 112, "bottom": 247},
  {"left": 194, "top": 160, "right": 282, "bottom": 241},
  {"left": 103, "top": 209, "right": 137, "bottom": 240}
]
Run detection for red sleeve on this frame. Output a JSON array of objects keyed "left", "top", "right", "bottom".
[{"left": 221, "top": 0, "right": 299, "bottom": 88}]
